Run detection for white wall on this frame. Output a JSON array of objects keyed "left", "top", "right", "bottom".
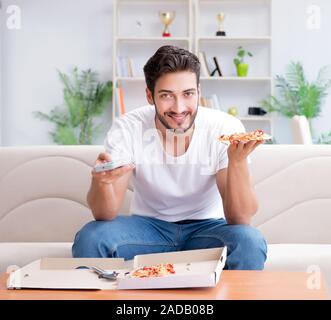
[
  {"left": 1, "top": 0, "right": 114, "bottom": 145},
  {"left": 272, "top": 0, "right": 331, "bottom": 143},
  {"left": 1, "top": 0, "right": 331, "bottom": 145},
  {"left": 0, "top": 2, "right": 4, "bottom": 145}
]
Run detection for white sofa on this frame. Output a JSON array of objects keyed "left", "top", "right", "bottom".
[{"left": 1, "top": 145, "right": 331, "bottom": 291}]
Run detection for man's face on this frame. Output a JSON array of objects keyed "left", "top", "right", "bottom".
[{"left": 146, "top": 71, "right": 200, "bottom": 133}]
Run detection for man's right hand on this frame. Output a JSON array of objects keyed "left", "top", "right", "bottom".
[{"left": 91, "top": 152, "right": 135, "bottom": 185}]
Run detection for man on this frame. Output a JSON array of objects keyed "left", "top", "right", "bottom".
[{"left": 72, "top": 45, "right": 267, "bottom": 270}]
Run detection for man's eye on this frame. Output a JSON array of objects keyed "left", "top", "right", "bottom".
[
  {"left": 161, "top": 94, "right": 172, "bottom": 99},
  {"left": 185, "top": 92, "right": 195, "bottom": 97}
]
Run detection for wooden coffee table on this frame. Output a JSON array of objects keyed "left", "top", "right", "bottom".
[{"left": 0, "top": 271, "right": 329, "bottom": 300}]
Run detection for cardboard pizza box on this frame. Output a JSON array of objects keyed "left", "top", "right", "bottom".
[{"left": 7, "top": 247, "right": 227, "bottom": 290}]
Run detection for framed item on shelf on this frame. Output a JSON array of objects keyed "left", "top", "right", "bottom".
[{"left": 210, "top": 57, "right": 223, "bottom": 77}]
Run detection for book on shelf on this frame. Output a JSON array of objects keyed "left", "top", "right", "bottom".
[
  {"left": 199, "top": 97, "right": 206, "bottom": 107},
  {"left": 116, "top": 56, "right": 124, "bottom": 77},
  {"left": 199, "top": 94, "right": 221, "bottom": 111},
  {"left": 198, "top": 51, "right": 210, "bottom": 77},
  {"left": 116, "top": 56, "right": 136, "bottom": 77},
  {"left": 127, "top": 57, "right": 135, "bottom": 77},
  {"left": 206, "top": 55, "right": 218, "bottom": 77},
  {"left": 210, "top": 94, "right": 221, "bottom": 110},
  {"left": 115, "top": 86, "right": 126, "bottom": 116}
]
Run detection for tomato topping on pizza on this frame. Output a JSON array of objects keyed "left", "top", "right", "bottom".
[
  {"left": 131, "top": 263, "right": 175, "bottom": 278},
  {"left": 218, "top": 129, "right": 272, "bottom": 144}
]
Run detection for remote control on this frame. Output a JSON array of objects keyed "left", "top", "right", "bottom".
[{"left": 94, "top": 160, "right": 133, "bottom": 173}]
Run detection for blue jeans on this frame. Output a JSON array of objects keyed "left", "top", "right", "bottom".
[{"left": 72, "top": 215, "right": 267, "bottom": 270}]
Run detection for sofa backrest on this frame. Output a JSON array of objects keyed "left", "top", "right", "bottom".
[
  {"left": 0, "top": 146, "right": 115, "bottom": 243},
  {"left": 0, "top": 145, "right": 330, "bottom": 244},
  {"left": 250, "top": 145, "right": 331, "bottom": 244}
]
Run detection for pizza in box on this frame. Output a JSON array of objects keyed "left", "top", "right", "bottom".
[{"left": 131, "top": 263, "right": 175, "bottom": 278}]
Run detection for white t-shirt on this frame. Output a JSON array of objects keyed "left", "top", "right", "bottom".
[{"left": 104, "top": 105, "right": 248, "bottom": 222}]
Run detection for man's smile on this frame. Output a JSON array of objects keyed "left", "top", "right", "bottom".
[{"left": 167, "top": 112, "right": 189, "bottom": 124}]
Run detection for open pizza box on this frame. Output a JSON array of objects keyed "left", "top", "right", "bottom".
[{"left": 7, "top": 247, "right": 227, "bottom": 290}]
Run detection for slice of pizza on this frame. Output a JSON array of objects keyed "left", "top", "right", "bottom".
[
  {"left": 218, "top": 129, "right": 272, "bottom": 144},
  {"left": 131, "top": 263, "right": 175, "bottom": 278}
]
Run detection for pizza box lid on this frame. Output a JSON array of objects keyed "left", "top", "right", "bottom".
[{"left": 7, "top": 247, "right": 227, "bottom": 290}]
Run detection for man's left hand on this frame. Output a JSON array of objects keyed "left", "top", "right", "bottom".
[{"left": 227, "top": 140, "right": 264, "bottom": 163}]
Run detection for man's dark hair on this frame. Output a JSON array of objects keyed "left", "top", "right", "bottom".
[{"left": 143, "top": 45, "right": 200, "bottom": 96}]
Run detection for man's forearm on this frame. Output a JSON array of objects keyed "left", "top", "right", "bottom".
[
  {"left": 224, "top": 160, "right": 258, "bottom": 224},
  {"left": 87, "top": 178, "right": 119, "bottom": 221}
]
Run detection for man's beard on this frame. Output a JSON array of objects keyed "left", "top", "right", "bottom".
[{"left": 154, "top": 101, "right": 199, "bottom": 134}]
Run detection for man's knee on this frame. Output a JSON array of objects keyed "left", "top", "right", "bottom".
[
  {"left": 227, "top": 225, "right": 268, "bottom": 270},
  {"left": 234, "top": 226, "right": 267, "bottom": 251},
  {"left": 72, "top": 220, "right": 117, "bottom": 258}
]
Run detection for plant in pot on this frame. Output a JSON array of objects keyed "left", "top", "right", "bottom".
[
  {"left": 233, "top": 46, "right": 253, "bottom": 77},
  {"left": 33, "top": 67, "right": 113, "bottom": 145},
  {"left": 260, "top": 61, "right": 331, "bottom": 139},
  {"left": 316, "top": 131, "right": 331, "bottom": 144}
]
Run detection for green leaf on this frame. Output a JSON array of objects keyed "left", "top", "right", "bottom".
[
  {"left": 92, "top": 81, "right": 113, "bottom": 116},
  {"left": 234, "top": 58, "right": 240, "bottom": 66},
  {"left": 285, "top": 61, "right": 306, "bottom": 90},
  {"left": 32, "top": 111, "right": 53, "bottom": 122},
  {"left": 58, "top": 70, "right": 75, "bottom": 95},
  {"left": 34, "top": 67, "right": 113, "bottom": 145},
  {"left": 261, "top": 61, "right": 331, "bottom": 138},
  {"left": 53, "top": 125, "right": 78, "bottom": 145},
  {"left": 235, "top": 46, "right": 253, "bottom": 64},
  {"left": 316, "top": 131, "right": 331, "bottom": 144}
]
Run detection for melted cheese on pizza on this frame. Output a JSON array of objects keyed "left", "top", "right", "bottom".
[
  {"left": 219, "top": 129, "right": 271, "bottom": 143},
  {"left": 131, "top": 263, "right": 175, "bottom": 278}
]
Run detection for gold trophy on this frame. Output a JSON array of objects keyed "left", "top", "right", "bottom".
[
  {"left": 159, "top": 11, "right": 176, "bottom": 37},
  {"left": 216, "top": 12, "right": 226, "bottom": 36}
]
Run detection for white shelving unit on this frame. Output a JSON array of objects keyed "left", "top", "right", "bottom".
[
  {"left": 200, "top": 76, "right": 272, "bottom": 81},
  {"left": 112, "top": 0, "right": 194, "bottom": 119},
  {"left": 195, "top": 0, "right": 273, "bottom": 135},
  {"left": 197, "top": 36, "right": 272, "bottom": 42},
  {"left": 112, "top": 0, "right": 273, "bottom": 136},
  {"left": 116, "top": 37, "right": 192, "bottom": 42}
]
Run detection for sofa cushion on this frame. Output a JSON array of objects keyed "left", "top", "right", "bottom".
[{"left": 250, "top": 145, "right": 331, "bottom": 244}]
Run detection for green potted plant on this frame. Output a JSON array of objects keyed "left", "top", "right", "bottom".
[
  {"left": 316, "top": 131, "right": 331, "bottom": 144},
  {"left": 260, "top": 61, "right": 331, "bottom": 137},
  {"left": 33, "top": 67, "right": 113, "bottom": 145},
  {"left": 233, "top": 46, "right": 253, "bottom": 77}
]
